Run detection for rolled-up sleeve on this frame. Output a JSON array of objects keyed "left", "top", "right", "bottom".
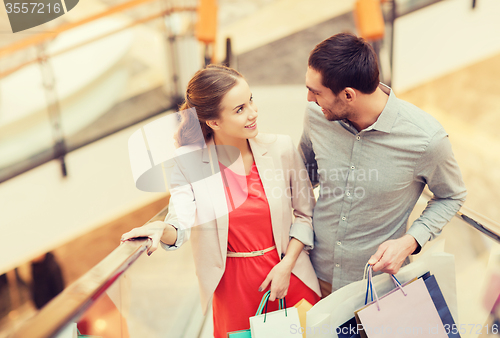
[
  {"left": 160, "top": 220, "right": 190, "bottom": 251},
  {"left": 407, "top": 130, "right": 467, "bottom": 249}
]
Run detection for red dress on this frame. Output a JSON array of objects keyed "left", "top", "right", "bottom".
[{"left": 212, "top": 161, "right": 320, "bottom": 338}]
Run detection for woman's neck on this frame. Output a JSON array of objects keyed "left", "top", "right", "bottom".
[{"left": 213, "top": 134, "right": 252, "bottom": 157}]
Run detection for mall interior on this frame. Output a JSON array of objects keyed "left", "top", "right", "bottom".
[{"left": 1, "top": 0, "right": 500, "bottom": 337}]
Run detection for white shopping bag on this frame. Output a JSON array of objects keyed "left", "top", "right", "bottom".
[
  {"left": 250, "top": 291, "right": 301, "bottom": 337},
  {"left": 306, "top": 239, "right": 457, "bottom": 338}
]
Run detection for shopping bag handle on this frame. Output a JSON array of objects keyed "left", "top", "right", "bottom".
[
  {"left": 363, "top": 263, "right": 402, "bottom": 304},
  {"left": 364, "top": 264, "right": 407, "bottom": 311},
  {"left": 255, "top": 290, "right": 287, "bottom": 322}
]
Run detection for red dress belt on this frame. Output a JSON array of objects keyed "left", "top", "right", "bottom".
[{"left": 226, "top": 245, "right": 276, "bottom": 258}]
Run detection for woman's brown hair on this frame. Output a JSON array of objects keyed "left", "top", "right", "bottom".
[{"left": 174, "top": 64, "right": 243, "bottom": 146}]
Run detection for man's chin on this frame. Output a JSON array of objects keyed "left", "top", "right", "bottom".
[
  {"left": 320, "top": 107, "right": 330, "bottom": 117},
  {"left": 322, "top": 110, "right": 337, "bottom": 121}
]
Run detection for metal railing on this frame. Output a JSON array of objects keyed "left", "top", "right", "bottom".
[
  {"left": 0, "top": 0, "right": 199, "bottom": 184},
  {"left": 422, "top": 189, "right": 500, "bottom": 245},
  {"left": 7, "top": 239, "right": 150, "bottom": 338},
  {"left": 3, "top": 191, "right": 498, "bottom": 337}
]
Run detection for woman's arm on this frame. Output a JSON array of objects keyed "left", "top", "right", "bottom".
[
  {"left": 259, "top": 136, "right": 316, "bottom": 301},
  {"left": 288, "top": 135, "right": 315, "bottom": 250},
  {"left": 121, "top": 158, "right": 195, "bottom": 254}
]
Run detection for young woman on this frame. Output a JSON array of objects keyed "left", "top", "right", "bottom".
[{"left": 121, "top": 64, "right": 320, "bottom": 337}]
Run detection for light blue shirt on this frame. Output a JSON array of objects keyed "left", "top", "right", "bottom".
[{"left": 299, "top": 84, "right": 467, "bottom": 290}]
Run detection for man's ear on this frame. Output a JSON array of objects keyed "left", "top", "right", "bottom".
[
  {"left": 206, "top": 120, "right": 220, "bottom": 130},
  {"left": 344, "top": 88, "right": 356, "bottom": 102}
]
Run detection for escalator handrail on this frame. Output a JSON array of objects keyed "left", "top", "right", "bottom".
[
  {"left": 7, "top": 205, "right": 169, "bottom": 338},
  {"left": 421, "top": 190, "right": 500, "bottom": 244},
  {"left": 7, "top": 190, "right": 500, "bottom": 337}
]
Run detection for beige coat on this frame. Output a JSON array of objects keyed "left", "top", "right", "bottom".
[{"left": 163, "top": 133, "right": 321, "bottom": 314}]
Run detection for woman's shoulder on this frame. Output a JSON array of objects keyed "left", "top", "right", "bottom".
[
  {"left": 174, "top": 142, "right": 205, "bottom": 156},
  {"left": 170, "top": 142, "right": 206, "bottom": 175},
  {"left": 254, "top": 133, "right": 293, "bottom": 148}
]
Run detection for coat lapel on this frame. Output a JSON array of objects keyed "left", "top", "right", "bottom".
[
  {"left": 201, "top": 139, "right": 229, "bottom": 262},
  {"left": 249, "top": 138, "right": 283, "bottom": 258}
]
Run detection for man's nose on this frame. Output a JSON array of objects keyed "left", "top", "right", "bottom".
[{"left": 307, "top": 91, "right": 315, "bottom": 102}]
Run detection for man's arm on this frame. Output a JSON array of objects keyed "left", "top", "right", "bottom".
[
  {"left": 407, "top": 130, "right": 467, "bottom": 248},
  {"left": 298, "top": 107, "right": 320, "bottom": 188},
  {"left": 370, "top": 130, "right": 467, "bottom": 274}
]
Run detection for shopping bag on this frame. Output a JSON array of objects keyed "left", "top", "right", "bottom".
[
  {"left": 337, "top": 317, "right": 361, "bottom": 338},
  {"left": 354, "top": 265, "right": 447, "bottom": 338},
  {"left": 306, "top": 239, "right": 457, "bottom": 338},
  {"left": 227, "top": 329, "right": 251, "bottom": 338},
  {"left": 336, "top": 271, "right": 458, "bottom": 338},
  {"left": 336, "top": 265, "right": 397, "bottom": 338},
  {"left": 294, "top": 299, "right": 313, "bottom": 338},
  {"left": 421, "top": 272, "right": 461, "bottom": 338},
  {"left": 250, "top": 290, "right": 301, "bottom": 338}
]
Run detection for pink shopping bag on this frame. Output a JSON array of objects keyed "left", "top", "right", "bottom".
[{"left": 355, "top": 266, "right": 447, "bottom": 338}]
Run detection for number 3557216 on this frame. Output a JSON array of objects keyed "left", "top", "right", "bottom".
[{"left": 5, "top": 3, "right": 62, "bottom": 14}]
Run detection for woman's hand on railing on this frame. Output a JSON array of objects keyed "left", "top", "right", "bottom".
[{"left": 121, "top": 220, "right": 175, "bottom": 255}]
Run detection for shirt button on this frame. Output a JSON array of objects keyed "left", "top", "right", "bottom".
[
  {"left": 335, "top": 263, "right": 340, "bottom": 267},
  {"left": 346, "top": 191, "right": 351, "bottom": 196},
  {"left": 356, "top": 136, "right": 361, "bottom": 140},
  {"left": 350, "top": 165, "right": 355, "bottom": 170},
  {"left": 342, "top": 216, "right": 346, "bottom": 221},
  {"left": 337, "top": 241, "right": 342, "bottom": 246}
]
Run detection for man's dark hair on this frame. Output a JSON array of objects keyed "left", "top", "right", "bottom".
[{"left": 308, "top": 32, "right": 380, "bottom": 95}]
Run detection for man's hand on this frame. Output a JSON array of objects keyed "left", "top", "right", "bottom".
[{"left": 368, "top": 235, "right": 418, "bottom": 274}]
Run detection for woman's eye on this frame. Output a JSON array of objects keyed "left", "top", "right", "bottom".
[
  {"left": 237, "top": 106, "right": 244, "bottom": 113},
  {"left": 250, "top": 96, "right": 253, "bottom": 102}
]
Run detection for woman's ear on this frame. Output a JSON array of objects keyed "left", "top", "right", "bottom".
[{"left": 206, "top": 120, "right": 220, "bottom": 130}]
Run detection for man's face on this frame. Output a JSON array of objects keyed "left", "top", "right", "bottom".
[{"left": 305, "top": 67, "right": 350, "bottom": 121}]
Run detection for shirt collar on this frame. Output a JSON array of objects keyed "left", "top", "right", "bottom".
[{"left": 368, "top": 83, "right": 399, "bottom": 134}]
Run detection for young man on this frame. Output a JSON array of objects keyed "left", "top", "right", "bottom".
[{"left": 299, "top": 33, "right": 467, "bottom": 297}]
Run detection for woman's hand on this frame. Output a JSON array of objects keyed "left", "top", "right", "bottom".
[
  {"left": 121, "top": 221, "right": 172, "bottom": 256},
  {"left": 258, "top": 258, "right": 294, "bottom": 301}
]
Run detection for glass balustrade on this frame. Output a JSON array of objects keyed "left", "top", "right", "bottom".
[
  {"left": 0, "top": 0, "right": 200, "bottom": 183},
  {"left": 409, "top": 196, "right": 500, "bottom": 338}
]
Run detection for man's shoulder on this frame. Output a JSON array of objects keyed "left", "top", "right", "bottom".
[
  {"left": 306, "top": 102, "right": 324, "bottom": 120},
  {"left": 395, "top": 98, "right": 446, "bottom": 137},
  {"left": 305, "top": 102, "right": 343, "bottom": 130}
]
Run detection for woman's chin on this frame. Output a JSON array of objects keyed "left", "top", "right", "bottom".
[{"left": 246, "top": 128, "right": 259, "bottom": 138}]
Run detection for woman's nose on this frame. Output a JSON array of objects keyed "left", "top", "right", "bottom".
[{"left": 250, "top": 103, "right": 258, "bottom": 116}]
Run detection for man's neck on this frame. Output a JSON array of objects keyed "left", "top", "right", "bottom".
[{"left": 349, "top": 86, "right": 390, "bottom": 132}]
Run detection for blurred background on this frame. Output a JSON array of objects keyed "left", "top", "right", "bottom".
[{"left": 1, "top": 0, "right": 500, "bottom": 337}]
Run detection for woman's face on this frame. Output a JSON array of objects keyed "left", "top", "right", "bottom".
[{"left": 210, "top": 78, "right": 258, "bottom": 141}]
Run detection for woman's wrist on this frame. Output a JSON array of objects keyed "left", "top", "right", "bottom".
[
  {"left": 160, "top": 222, "right": 178, "bottom": 246},
  {"left": 280, "top": 254, "right": 296, "bottom": 271}
]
